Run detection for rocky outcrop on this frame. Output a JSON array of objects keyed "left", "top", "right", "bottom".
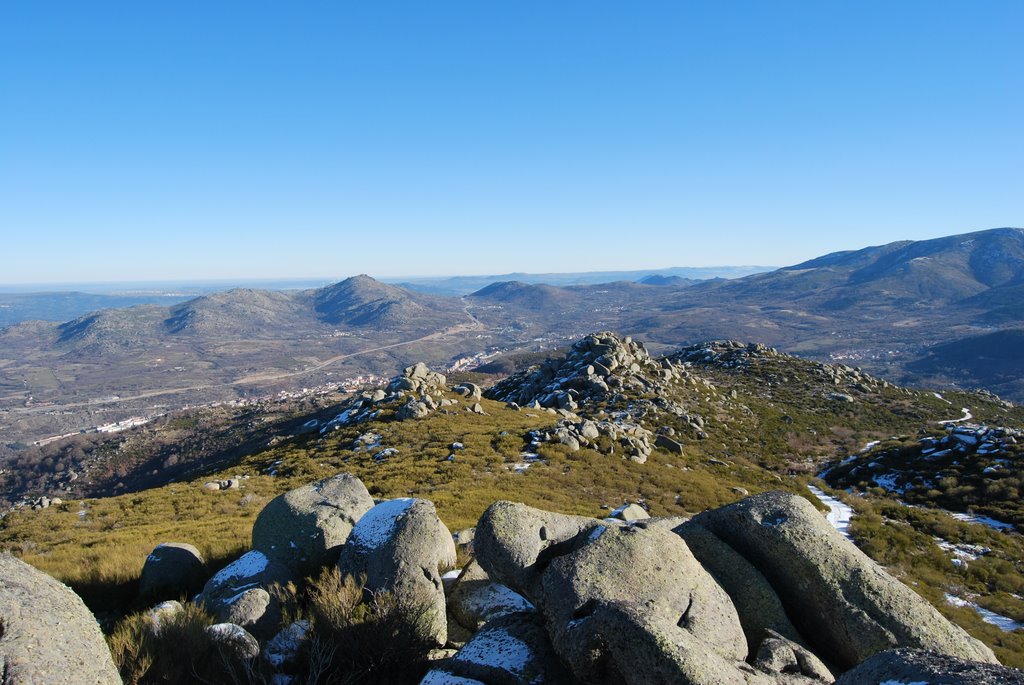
[
  {"left": 338, "top": 498, "right": 457, "bottom": 646},
  {"left": 527, "top": 418, "right": 656, "bottom": 462},
  {"left": 466, "top": 494, "right": 1017, "bottom": 683},
  {"left": 485, "top": 333, "right": 718, "bottom": 461},
  {"left": 689, "top": 491, "right": 997, "bottom": 668},
  {"left": 473, "top": 502, "right": 834, "bottom": 685},
  {"left": 319, "top": 362, "right": 451, "bottom": 433},
  {"left": 388, "top": 362, "right": 448, "bottom": 395},
  {"left": 834, "top": 648, "right": 1024, "bottom": 684},
  {"left": 0, "top": 553, "right": 121, "bottom": 684},
  {"left": 252, "top": 472, "right": 374, "bottom": 575},
  {"left": 138, "top": 541, "right": 207, "bottom": 601},
  {"left": 486, "top": 333, "right": 666, "bottom": 411}
]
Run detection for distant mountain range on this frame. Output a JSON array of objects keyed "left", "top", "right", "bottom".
[
  {"left": 1, "top": 228, "right": 1022, "bottom": 444},
  {"left": 390, "top": 265, "right": 770, "bottom": 296},
  {"left": 41, "top": 275, "right": 466, "bottom": 350}
]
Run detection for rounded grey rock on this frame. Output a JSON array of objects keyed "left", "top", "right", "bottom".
[
  {"left": 138, "top": 541, "right": 206, "bottom": 601},
  {"left": 474, "top": 501, "right": 601, "bottom": 604},
  {"left": 252, "top": 472, "right": 374, "bottom": 576},
  {"left": 0, "top": 553, "right": 121, "bottom": 684},
  {"left": 835, "top": 648, "right": 1024, "bottom": 684},
  {"left": 205, "top": 622, "right": 260, "bottom": 661},
  {"left": 197, "top": 550, "right": 295, "bottom": 639},
  {"left": 338, "top": 498, "right": 456, "bottom": 647},
  {"left": 541, "top": 524, "right": 747, "bottom": 682}
]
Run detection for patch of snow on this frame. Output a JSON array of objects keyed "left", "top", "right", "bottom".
[
  {"left": 263, "top": 620, "right": 309, "bottom": 668},
  {"left": 808, "top": 485, "right": 854, "bottom": 541},
  {"left": 861, "top": 440, "right": 881, "bottom": 452},
  {"left": 938, "top": 407, "right": 972, "bottom": 425},
  {"left": 873, "top": 473, "right": 905, "bottom": 494},
  {"left": 933, "top": 392, "right": 953, "bottom": 404},
  {"left": 462, "top": 583, "right": 535, "bottom": 620},
  {"left": 420, "top": 671, "right": 485, "bottom": 685},
  {"left": 934, "top": 537, "right": 990, "bottom": 562},
  {"left": 949, "top": 512, "right": 1015, "bottom": 531},
  {"left": 349, "top": 498, "right": 415, "bottom": 550},
  {"left": 453, "top": 626, "right": 533, "bottom": 676},
  {"left": 207, "top": 622, "right": 251, "bottom": 639},
  {"left": 209, "top": 551, "right": 269, "bottom": 586},
  {"left": 221, "top": 583, "right": 260, "bottom": 605},
  {"left": 945, "top": 594, "right": 1024, "bottom": 632},
  {"left": 442, "top": 569, "right": 462, "bottom": 582},
  {"left": 879, "top": 681, "right": 928, "bottom": 685}
]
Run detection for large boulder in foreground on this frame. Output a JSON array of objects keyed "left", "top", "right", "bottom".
[
  {"left": 252, "top": 473, "right": 374, "bottom": 576},
  {"left": 675, "top": 521, "right": 805, "bottom": 658},
  {"left": 541, "top": 524, "right": 749, "bottom": 684},
  {"left": 338, "top": 498, "right": 456, "bottom": 647},
  {"left": 474, "top": 501, "right": 601, "bottom": 603},
  {"left": 582, "top": 601, "right": 830, "bottom": 685},
  {"left": 0, "top": 553, "right": 121, "bottom": 684},
  {"left": 691, "top": 491, "right": 997, "bottom": 668},
  {"left": 138, "top": 541, "right": 207, "bottom": 601},
  {"left": 834, "top": 648, "right": 1024, "bottom": 684}
]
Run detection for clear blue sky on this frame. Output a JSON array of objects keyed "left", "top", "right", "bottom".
[{"left": 2, "top": 2, "right": 1021, "bottom": 284}]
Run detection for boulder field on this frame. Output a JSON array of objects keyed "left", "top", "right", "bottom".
[{"left": 2, "top": 472, "right": 1020, "bottom": 684}]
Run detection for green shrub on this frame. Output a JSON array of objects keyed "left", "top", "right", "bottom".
[{"left": 303, "top": 567, "right": 431, "bottom": 685}]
